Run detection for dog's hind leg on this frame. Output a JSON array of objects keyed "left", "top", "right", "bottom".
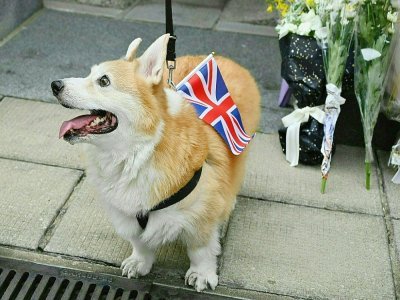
[
  {"left": 121, "top": 236, "right": 155, "bottom": 279},
  {"left": 185, "top": 226, "right": 221, "bottom": 292}
]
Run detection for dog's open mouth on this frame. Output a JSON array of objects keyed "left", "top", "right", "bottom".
[{"left": 59, "top": 110, "right": 118, "bottom": 139}]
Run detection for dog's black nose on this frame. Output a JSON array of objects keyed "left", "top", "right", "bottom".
[{"left": 51, "top": 80, "right": 64, "bottom": 96}]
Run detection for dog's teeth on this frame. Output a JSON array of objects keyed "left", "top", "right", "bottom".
[{"left": 92, "top": 117, "right": 102, "bottom": 125}]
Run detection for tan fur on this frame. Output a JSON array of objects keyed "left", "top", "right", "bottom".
[{"left": 154, "top": 55, "right": 261, "bottom": 247}]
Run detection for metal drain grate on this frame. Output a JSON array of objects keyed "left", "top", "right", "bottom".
[
  {"left": 0, "top": 257, "right": 230, "bottom": 300},
  {"left": 0, "top": 258, "right": 150, "bottom": 300}
]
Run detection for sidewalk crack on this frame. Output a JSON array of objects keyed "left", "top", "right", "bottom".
[
  {"left": 376, "top": 151, "right": 400, "bottom": 299},
  {"left": 37, "top": 173, "right": 85, "bottom": 251}
]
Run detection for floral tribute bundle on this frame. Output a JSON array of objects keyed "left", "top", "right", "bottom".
[
  {"left": 354, "top": 0, "right": 398, "bottom": 189},
  {"left": 273, "top": 0, "right": 331, "bottom": 167},
  {"left": 271, "top": 0, "right": 399, "bottom": 192},
  {"left": 384, "top": 19, "right": 400, "bottom": 184},
  {"left": 315, "top": 0, "right": 361, "bottom": 193}
]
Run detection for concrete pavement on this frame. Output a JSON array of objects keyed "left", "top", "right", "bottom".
[{"left": 0, "top": 1, "right": 400, "bottom": 299}]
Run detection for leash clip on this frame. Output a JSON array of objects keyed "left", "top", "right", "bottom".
[{"left": 166, "top": 59, "right": 176, "bottom": 90}]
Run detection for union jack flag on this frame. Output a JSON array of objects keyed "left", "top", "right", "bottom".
[{"left": 176, "top": 54, "right": 254, "bottom": 155}]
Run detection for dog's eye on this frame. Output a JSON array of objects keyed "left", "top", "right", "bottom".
[{"left": 98, "top": 75, "right": 110, "bottom": 87}]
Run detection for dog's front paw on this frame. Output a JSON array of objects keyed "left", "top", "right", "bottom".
[
  {"left": 120, "top": 254, "right": 153, "bottom": 279},
  {"left": 185, "top": 267, "right": 218, "bottom": 292}
]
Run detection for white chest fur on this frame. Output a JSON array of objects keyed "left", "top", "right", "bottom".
[{"left": 86, "top": 144, "right": 159, "bottom": 216}]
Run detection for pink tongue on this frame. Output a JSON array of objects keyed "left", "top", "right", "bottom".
[{"left": 59, "top": 114, "right": 98, "bottom": 138}]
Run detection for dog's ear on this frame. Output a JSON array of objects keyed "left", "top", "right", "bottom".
[
  {"left": 125, "top": 38, "right": 142, "bottom": 61},
  {"left": 137, "top": 34, "right": 170, "bottom": 85}
]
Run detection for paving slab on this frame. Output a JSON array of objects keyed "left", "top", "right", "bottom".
[
  {"left": 219, "top": 198, "right": 394, "bottom": 299},
  {"left": 0, "top": 98, "right": 86, "bottom": 169},
  {"left": 0, "top": 9, "right": 281, "bottom": 102},
  {"left": 378, "top": 151, "right": 400, "bottom": 219},
  {"left": 391, "top": 219, "right": 400, "bottom": 264},
  {"left": 45, "top": 179, "right": 190, "bottom": 276},
  {"left": 124, "top": 1, "right": 221, "bottom": 29},
  {"left": 241, "top": 133, "right": 384, "bottom": 215},
  {"left": 0, "top": 158, "right": 82, "bottom": 249},
  {"left": 261, "top": 89, "right": 280, "bottom": 109},
  {"left": 259, "top": 107, "right": 291, "bottom": 134},
  {"left": 215, "top": 0, "right": 277, "bottom": 36},
  {"left": 220, "top": 0, "right": 274, "bottom": 25},
  {"left": 215, "top": 21, "right": 276, "bottom": 37}
]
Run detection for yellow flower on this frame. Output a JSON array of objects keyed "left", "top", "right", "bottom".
[
  {"left": 267, "top": 4, "right": 273, "bottom": 12},
  {"left": 305, "top": 0, "right": 315, "bottom": 7}
]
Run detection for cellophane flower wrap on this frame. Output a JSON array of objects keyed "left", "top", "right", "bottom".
[
  {"left": 354, "top": 0, "right": 398, "bottom": 189},
  {"left": 383, "top": 23, "right": 400, "bottom": 123},
  {"left": 384, "top": 16, "right": 400, "bottom": 184},
  {"left": 315, "top": 0, "right": 361, "bottom": 192}
]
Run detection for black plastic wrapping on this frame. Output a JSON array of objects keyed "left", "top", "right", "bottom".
[
  {"left": 279, "top": 34, "right": 327, "bottom": 108},
  {"left": 278, "top": 118, "right": 325, "bottom": 165}
]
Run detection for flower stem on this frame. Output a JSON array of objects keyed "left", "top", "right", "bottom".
[
  {"left": 321, "top": 177, "right": 327, "bottom": 194},
  {"left": 365, "top": 162, "right": 371, "bottom": 190}
]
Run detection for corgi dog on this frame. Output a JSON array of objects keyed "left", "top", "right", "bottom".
[{"left": 52, "top": 34, "right": 260, "bottom": 292}]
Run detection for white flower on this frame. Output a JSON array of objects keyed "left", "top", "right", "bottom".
[
  {"left": 277, "top": 23, "right": 298, "bottom": 39},
  {"left": 344, "top": 4, "right": 357, "bottom": 19},
  {"left": 341, "top": 18, "right": 349, "bottom": 25},
  {"left": 296, "top": 9, "right": 323, "bottom": 36},
  {"left": 311, "top": 15, "right": 323, "bottom": 30},
  {"left": 315, "top": 26, "right": 328, "bottom": 40},
  {"left": 387, "top": 11, "right": 398, "bottom": 23},
  {"left": 361, "top": 48, "right": 382, "bottom": 61},
  {"left": 301, "top": 9, "right": 317, "bottom": 23},
  {"left": 328, "top": 0, "right": 344, "bottom": 12},
  {"left": 297, "top": 22, "right": 313, "bottom": 35}
]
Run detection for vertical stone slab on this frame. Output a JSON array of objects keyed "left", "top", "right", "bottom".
[{"left": 0, "top": 0, "right": 42, "bottom": 39}]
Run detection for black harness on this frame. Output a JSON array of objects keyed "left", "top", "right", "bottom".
[{"left": 136, "top": 168, "right": 202, "bottom": 229}]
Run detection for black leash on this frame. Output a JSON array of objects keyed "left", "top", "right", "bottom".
[
  {"left": 136, "top": 167, "right": 202, "bottom": 229},
  {"left": 165, "top": 0, "right": 176, "bottom": 89}
]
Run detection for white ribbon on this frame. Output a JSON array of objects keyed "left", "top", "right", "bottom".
[
  {"left": 325, "top": 83, "right": 346, "bottom": 109},
  {"left": 392, "top": 170, "right": 400, "bottom": 184},
  {"left": 282, "top": 106, "right": 325, "bottom": 167},
  {"left": 389, "top": 143, "right": 400, "bottom": 184}
]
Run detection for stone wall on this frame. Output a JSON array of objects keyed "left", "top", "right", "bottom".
[
  {"left": 58, "top": 0, "right": 137, "bottom": 9},
  {"left": 0, "top": 0, "right": 43, "bottom": 40},
  {"left": 55, "top": 0, "right": 227, "bottom": 9}
]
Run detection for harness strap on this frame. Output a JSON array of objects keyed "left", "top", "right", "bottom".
[
  {"left": 165, "top": 0, "right": 176, "bottom": 62},
  {"left": 136, "top": 167, "right": 202, "bottom": 230}
]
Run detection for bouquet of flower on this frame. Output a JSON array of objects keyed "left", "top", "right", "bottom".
[
  {"left": 272, "top": 0, "right": 329, "bottom": 167},
  {"left": 272, "top": 0, "right": 324, "bottom": 39},
  {"left": 383, "top": 19, "right": 400, "bottom": 184},
  {"left": 354, "top": 0, "right": 398, "bottom": 189},
  {"left": 383, "top": 19, "right": 400, "bottom": 123},
  {"left": 315, "top": 0, "right": 360, "bottom": 193}
]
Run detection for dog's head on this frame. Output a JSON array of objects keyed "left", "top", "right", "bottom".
[{"left": 52, "top": 34, "right": 170, "bottom": 146}]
